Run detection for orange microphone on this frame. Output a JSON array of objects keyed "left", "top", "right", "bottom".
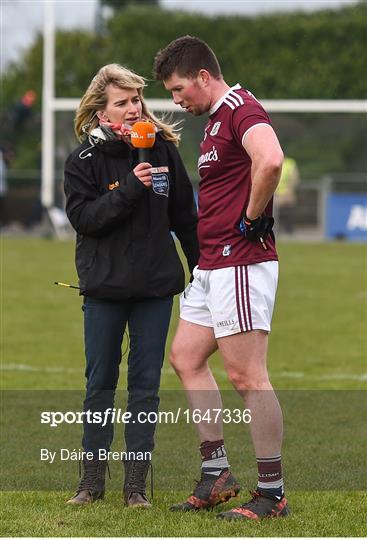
[{"left": 130, "top": 121, "right": 156, "bottom": 162}]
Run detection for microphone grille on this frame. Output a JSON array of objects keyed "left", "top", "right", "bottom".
[{"left": 131, "top": 121, "right": 156, "bottom": 149}]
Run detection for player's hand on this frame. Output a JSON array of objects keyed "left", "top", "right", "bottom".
[
  {"left": 133, "top": 162, "right": 152, "bottom": 187},
  {"left": 239, "top": 213, "right": 274, "bottom": 249}
]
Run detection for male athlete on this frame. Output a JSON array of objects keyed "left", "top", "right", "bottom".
[{"left": 154, "top": 36, "right": 289, "bottom": 520}]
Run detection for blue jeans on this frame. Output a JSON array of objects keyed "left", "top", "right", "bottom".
[{"left": 81, "top": 296, "right": 173, "bottom": 456}]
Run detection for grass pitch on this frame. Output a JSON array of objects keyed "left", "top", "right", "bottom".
[{"left": 1, "top": 237, "right": 366, "bottom": 537}]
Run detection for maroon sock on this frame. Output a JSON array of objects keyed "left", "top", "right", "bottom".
[
  {"left": 200, "top": 439, "right": 229, "bottom": 475},
  {"left": 256, "top": 455, "right": 284, "bottom": 497}
]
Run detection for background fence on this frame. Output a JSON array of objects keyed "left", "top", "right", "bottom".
[{"left": 2, "top": 110, "right": 366, "bottom": 241}]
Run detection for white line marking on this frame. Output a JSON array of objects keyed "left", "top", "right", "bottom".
[
  {"left": 1, "top": 363, "right": 81, "bottom": 374},
  {"left": 1, "top": 363, "right": 367, "bottom": 381}
]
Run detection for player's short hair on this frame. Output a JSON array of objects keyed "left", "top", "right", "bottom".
[{"left": 153, "top": 35, "right": 222, "bottom": 81}]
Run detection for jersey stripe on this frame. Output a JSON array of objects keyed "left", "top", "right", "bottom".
[
  {"left": 209, "top": 83, "right": 241, "bottom": 115},
  {"left": 232, "top": 91, "right": 244, "bottom": 105},
  {"left": 226, "top": 93, "right": 241, "bottom": 108},
  {"left": 223, "top": 98, "right": 235, "bottom": 110}
]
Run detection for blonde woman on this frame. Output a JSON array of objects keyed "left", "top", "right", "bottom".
[{"left": 64, "top": 64, "right": 199, "bottom": 507}]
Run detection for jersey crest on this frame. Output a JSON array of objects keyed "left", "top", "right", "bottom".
[{"left": 210, "top": 121, "right": 221, "bottom": 136}]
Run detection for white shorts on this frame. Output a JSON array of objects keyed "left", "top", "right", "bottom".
[{"left": 180, "top": 261, "right": 279, "bottom": 339}]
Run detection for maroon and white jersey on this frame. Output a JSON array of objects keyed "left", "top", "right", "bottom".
[{"left": 197, "top": 84, "right": 278, "bottom": 270}]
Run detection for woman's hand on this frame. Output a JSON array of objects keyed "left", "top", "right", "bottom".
[{"left": 133, "top": 162, "right": 152, "bottom": 188}]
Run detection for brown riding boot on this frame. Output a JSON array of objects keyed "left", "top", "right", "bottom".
[
  {"left": 67, "top": 457, "right": 107, "bottom": 505},
  {"left": 123, "top": 460, "right": 152, "bottom": 508}
]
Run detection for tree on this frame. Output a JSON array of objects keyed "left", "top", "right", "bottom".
[
  {"left": 1, "top": 2, "right": 366, "bottom": 175},
  {"left": 100, "top": 0, "right": 158, "bottom": 10}
]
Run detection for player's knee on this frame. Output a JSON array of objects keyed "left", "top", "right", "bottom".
[
  {"left": 226, "top": 369, "right": 245, "bottom": 390},
  {"left": 170, "top": 348, "right": 195, "bottom": 376},
  {"left": 169, "top": 344, "right": 184, "bottom": 373},
  {"left": 170, "top": 345, "right": 206, "bottom": 378},
  {"left": 226, "top": 367, "right": 270, "bottom": 392}
]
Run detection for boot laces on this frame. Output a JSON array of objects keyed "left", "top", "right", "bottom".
[
  {"left": 126, "top": 461, "right": 153, "bottom": 500},
  {"left": 240, "top": 490, "right": 266, "bottom": 509},
  {"left": 192, "top": 472, "right": 215, "bottom": 499},
  {"left": 77, "top": 459, "right": 108, "bottom": 493}
]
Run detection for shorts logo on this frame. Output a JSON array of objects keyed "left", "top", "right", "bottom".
[
  {"left": 222, "top": 244, "right": 232, "bottom": 256},
  {"left": 210, "top": 122, "right": 221, "bottom": 136},
  {"left": 216, "top": 319, "right": 235, "bottom": 328},
  {"left": 151, "top": 172, "right": 169, "bottom": 197}
]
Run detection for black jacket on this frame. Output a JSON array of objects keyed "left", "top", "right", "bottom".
[{"left": 64, "top": 133, "right": 199, "bottom": 300}]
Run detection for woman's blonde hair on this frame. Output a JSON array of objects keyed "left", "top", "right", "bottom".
[{"left": 74, "top": 63, "right": 180, "bottom": 145}]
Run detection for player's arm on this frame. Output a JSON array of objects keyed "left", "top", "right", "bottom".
[{"left": 243, "top": 124, "right": 283, "bottom": 220}]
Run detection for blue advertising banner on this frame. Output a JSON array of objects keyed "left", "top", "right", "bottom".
[{"left": 326, "top": 193, "right": 367, "bottom": 241}]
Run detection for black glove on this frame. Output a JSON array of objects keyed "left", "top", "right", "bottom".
[{"left": 239, "top": 214, "right": 274, "bottom": 249}]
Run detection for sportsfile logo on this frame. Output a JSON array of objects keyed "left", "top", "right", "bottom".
[{"left": 40, "top": 407, "right": 252, "bottom": 426}]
